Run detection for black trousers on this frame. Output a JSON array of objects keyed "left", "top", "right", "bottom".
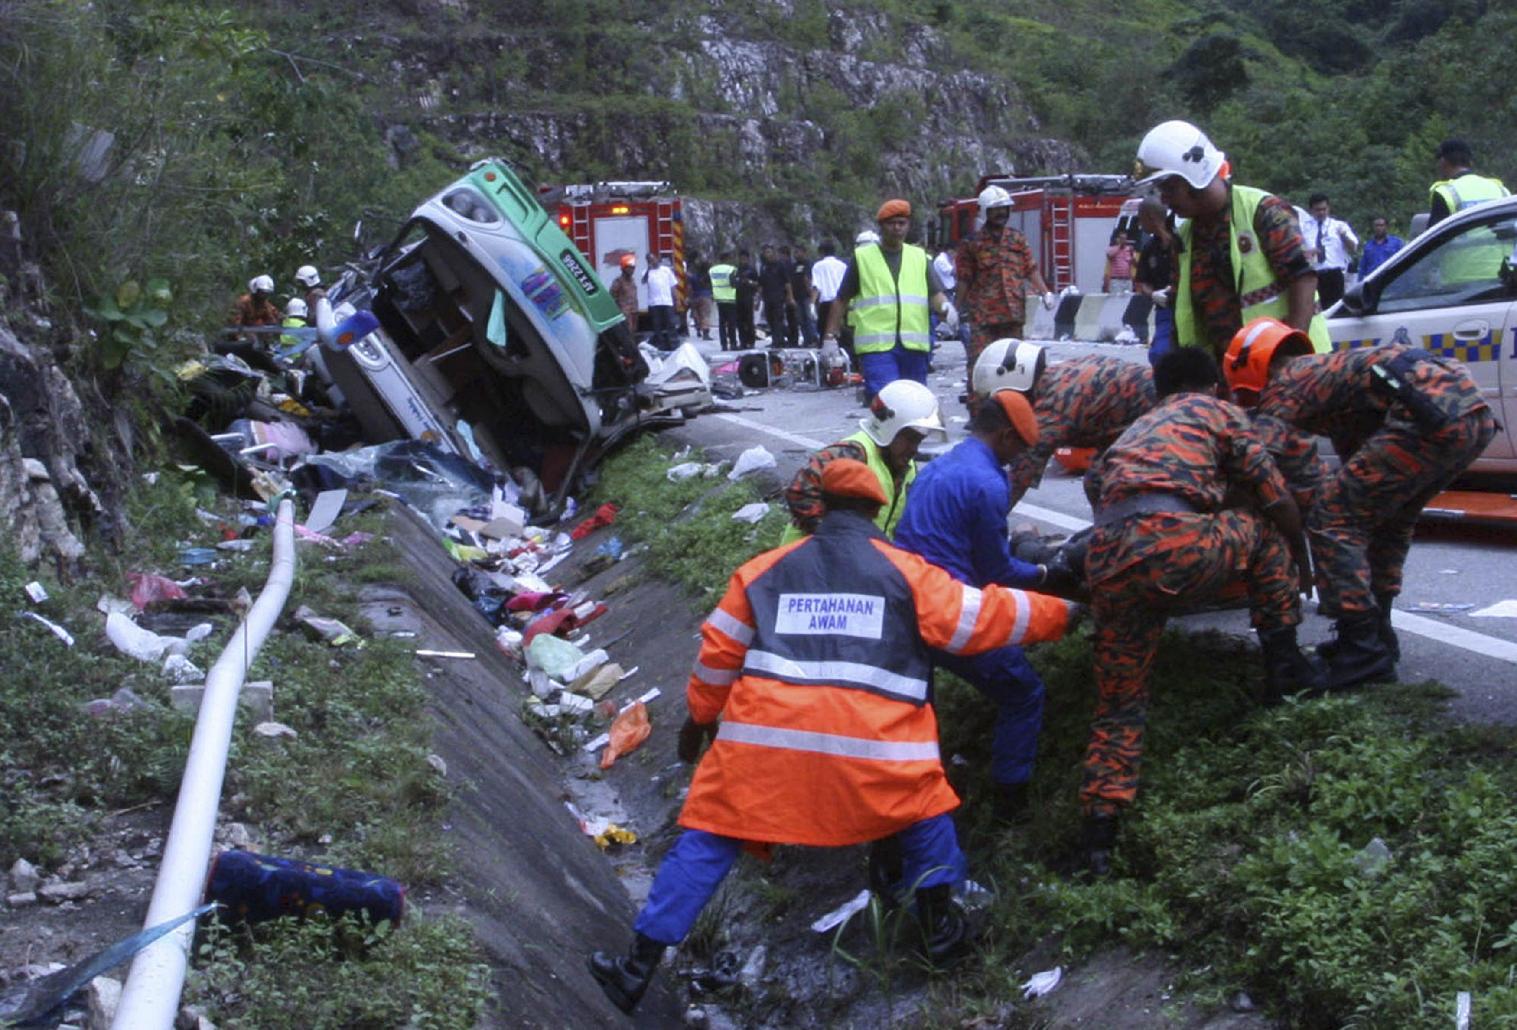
[
  {"left": 1316, "top": 268, "right": 1346, "bottom": 308},
  {"left": 736, "top": 297, "right": 756, "bottom": 348},
  {"left": 717, "top": 302, "right": 739, "bottom": 351}
]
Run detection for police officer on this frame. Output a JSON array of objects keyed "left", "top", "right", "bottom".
[
  {"left": 1428, "top": 139, "right": 1509, "bottom": 227},
  {"left": 709, "top": 251, "right": 739, "bottom": 351},
  {"left": 586, "top": 460, "right": 1078, "bottom": 1013},
  {"left": 1223, "top": 318, "right": 1497, "bottom": 689}
]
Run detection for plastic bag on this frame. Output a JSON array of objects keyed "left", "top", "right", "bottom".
[
  {"left": 129, "top": 573, "right": 188, "bottom": 610},
  {"left": 728, "top": 445, "right": 776, "bottom": 480},
  {"left": 731, "top": 502, "right": 770, "bottom": 524},
  {"left": 106, "top": 612, "right": 212, "bottom": 663},
  {"left": 525, "top": 634, "right": 587, "bottom": 680},
  {"left": 600, "top": 701, "right": 651, "bottom": 770}
]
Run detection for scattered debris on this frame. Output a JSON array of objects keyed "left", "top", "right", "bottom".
[
  {"left": 105, "top": 612, "right": 212, "bottom": 662},
  {"left": 10, "top": 858, "right": 40, "bottom": 893},
  {"left": 302, "top": 488, "right": 347, "bottom": 535},
  {"left": 252, "top": 721, "right": 298, "bottom": 740},
  {"left": 599, "top": 701, "right": 651, "bottom": 770},
  {"left": 1470, "top": 599, "right": 1517, "bottom": 618},
  {"left": 18, "top": 611, "right": 74, "bottom": 647},
  {"left": 415, "top": 649, "right": 475, "bottom": 659},
  {"left": 426, "top": 754, "right": 448, "bottom": 777},
  {"left": 1403, "top": 601, "right": 1475, "bottom": 614},
  {"left": 24, "top": 581, "right": 49, "bottom": 604},
  {"left": 1353, "top": 836, "right": 1392, "bottom": 877},
  {"left": 728, "top": 445, "right": 776, "bottom": 480},
  {"left": 293, "top": 605, "right": 364, "bottom": 647},
  {"left": 128, "top": 573, "right": 188, "bottom": 610},
  {"left": 1021, "top": 966, "right": 1062, "bottom": 999},
  {"left": 730, "top": 502, "right": 770, "bottom": 524},
  {"left": 205, "top": 851, "right": 405, "bottom": 926},
  {"left": 564, "top": 802, "right": 637, "bottom": 849},
  {"left": 810, "top": 888, "right": 872, "bottom": 933}
]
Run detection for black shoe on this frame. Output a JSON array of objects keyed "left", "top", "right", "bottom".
[
  {"left": 1319, "top": 595, "right": 1399, "bottom": 662},
  {"left": 867, "top": 835, "right": 905, "bottom": 910},
  {"left": 992, "top": 782, "right": 1032, "bottom": 825},
  {"left": 915, "top": 884, "right": 970, "bottom": 967},
  {"left": 1322, "top": 612, "right": 1396, "bottom": 690},
  {"left": 1082, "top": 813, "right": 1119, "bottom": 878},
  {"left": 588, "top": 933, "right": 664, "bottom": 1014},
  {"left": 1257, "top": 625, "right": 1326, "bottom": 701}
]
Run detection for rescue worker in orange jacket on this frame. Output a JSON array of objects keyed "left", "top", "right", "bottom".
[{"left": 587, "top": 459, "right": 1078, "bottom": 1013}]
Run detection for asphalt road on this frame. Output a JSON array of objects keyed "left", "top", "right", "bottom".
[{"left": 664, "top": 332, "right": 1517, "bottom": 725}]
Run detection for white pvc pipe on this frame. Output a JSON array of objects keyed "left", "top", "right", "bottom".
[{"left": 113, "top": 498, "right": 298, "bottom": 1029}]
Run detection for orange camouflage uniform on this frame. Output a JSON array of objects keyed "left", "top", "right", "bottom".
[
  {"left": 1081, "top": 392, "right": 1300, "bottom": 816},
  {"left": 784, "top": 440, "right": 872, "bottom": 536},
  {"left": 1008, "top": 357, "right": 1157, "bottom": 506},
  {"left": 956, "top": 225, "right": 1037, "bottom": 371},
  {"left": 1255, "top": 345, "right": 1495, "bottom": 616}
]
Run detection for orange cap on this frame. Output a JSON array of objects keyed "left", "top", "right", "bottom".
[
  {"left": 820, "top": 459, "right": 888, "bottom": 506},
  {"left": 876, "top": 199, "right": 911, "bottom": 222},
  {"left": 619, "top": 254, "right": 636, "bottom": 269},
  {"left": 1223, "top": 317, "right": 1312, "bottom": 403},
  {"left": 992, "top": 389, "right": 1040, "bottom": 446}
]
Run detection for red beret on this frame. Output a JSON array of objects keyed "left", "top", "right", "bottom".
[
  {"left": 820, "top": 459, "right": 888, "bottom": 506},
  {"left": 876, "top": 199, "right": 912, "bottom": 222},
  {"left": 992, "top": 389, "right": 1040, "bottom": 446}
]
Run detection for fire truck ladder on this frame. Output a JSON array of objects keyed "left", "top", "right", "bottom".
[
  {"left": 1048, "top": 193, "right": 1075, "bottom": 290},
  {"left": 655, "top": 201, "right": 687, "bottom": 306},
  {"left": 570, "top": 202, "right": 592, "bottom": 253}
]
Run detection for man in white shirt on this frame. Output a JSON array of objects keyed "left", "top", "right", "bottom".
[
  {"left": 644, "top": 253, "right": 680, "bottom": 351},
  {"left": 1302, "top": 193, "right": 1358, "bottom": 308},
  {"left": 810, "top": 240, "right": 849, "bottom": 351}
]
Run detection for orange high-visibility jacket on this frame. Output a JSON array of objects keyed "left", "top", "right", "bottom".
[{"left": 679, "top": 510, "right": 1072, "bottom": 847}]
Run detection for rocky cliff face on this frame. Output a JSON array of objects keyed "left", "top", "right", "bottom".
[
  {"left": 347, "top": 0, "right": 1084, "bottom": 245},
  {"left": 0, "top": 213, "right": 119, "bottom": 569}
]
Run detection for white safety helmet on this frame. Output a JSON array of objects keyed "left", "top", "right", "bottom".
[
  {"left": 860, "top": 379, "right": 947, "bottom": 447},
  {"left": 285, "top": 297, "right": 308, "bottom": 318},
  {"left": 1134, "top": 120, "right": 1226, "bottom": 190},
  {"left": 294, "top": 264, "right": 321, "bottom": 288},
  {"left": 972, "top": 339, "right": 1046, "bottom": 398},
  {"left": 248, "top": 274, "right": 274, "bottom": 294},
  {"left": 977, "top": 184, "right": 1013, "bottom": 215},
  {"left": 855, "top": 229, "right": 881, "bottom": 246}
]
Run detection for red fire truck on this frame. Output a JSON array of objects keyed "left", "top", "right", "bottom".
[
  {"left": 538, "top": 181, "right": 687, "bottom": 327},
  {"left": 935, "top": 174, "right": 1138, "bottom": 293}
]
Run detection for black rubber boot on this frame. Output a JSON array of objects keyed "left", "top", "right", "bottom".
[
  {"left": 1375, "top": 593, "right": 1401, "bottom": 661},
  {"left": 588, "top": 933, "right": 664, "bottom": 1014},
  {"left": 1082, "top": 812, "right": 1119, "bottom": 878},
  {"left": 915, "top": 883, "right": 969, "bottom": 967},
  {"left": 867, "top": 835, "right": 905, "bottom": 911},
  {"left": 1257, "top": 625, "right": 1327, "bottom": 701},
  {"left": 1324, "top": 612, "right": 1397, "bottom": 690},
  {"left": 992, "top": 781, "right": 1032, "bottom": 825}
]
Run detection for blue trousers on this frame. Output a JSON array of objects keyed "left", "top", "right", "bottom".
[
  {"left": 858, "top": 345, "right": 930, "bottom": 400},
  {"left": 934, "top": 644, "right": 1046, "bottom": 787},
  {"left": 1147, "top": 307, "right": 1175, "bottom": 366},
  {"left": 633, "top": 814, "right": 965, "bottom": 945}
]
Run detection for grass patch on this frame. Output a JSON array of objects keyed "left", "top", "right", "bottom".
[
  {"left": 189, "top": 913, "right": 491, "bottom": 1029},
  {"left": 590, "top": 436, "right": 786, "bottom": 602},
  {"left": 934, "top": 629, "right": 1517, "bottom": 1028}
]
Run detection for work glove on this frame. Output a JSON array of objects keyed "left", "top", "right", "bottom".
[
  {"left": 940, "top": 302, "right": 959, "bottom": 334},
  {"left": 1151, "top": 286, "right": 1172, "bottom": 308},
  {"left": 677, "top": 716, "right": 718, "bottom": 764},
  {"left": 1063, "top": 601, "right": 1090, "bottom": 633},
  {"left": 1041, "top": 291, "right": 1058, "bottom": 311}
]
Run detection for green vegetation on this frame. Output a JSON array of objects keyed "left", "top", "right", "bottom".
[
  {"left": 590, "top": 435, "right": 786, "bottom": 601},
  {"left": 0, "top": 471, "right": 485, "bottom": 1025},
  {"left": 188, "top": 913, "right": 491, "bottom": 1029},
  {"left": 592, "top": 439, "right": 1517, "bottom": 1028}
]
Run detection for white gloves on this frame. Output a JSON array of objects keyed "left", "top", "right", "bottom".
[
  {"left": 1041, "top": 291, "right": 1058, "bottom": 311},
  {"left": 1151, "top": 286, "right": 1172, "bottom": 308},
  {"left": 939, "top": 301, "right": 959, "bottom": 334}
]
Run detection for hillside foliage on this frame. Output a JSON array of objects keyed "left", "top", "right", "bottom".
[{"left": 3, "top": 0, "right": 1512, "bottom": 371}]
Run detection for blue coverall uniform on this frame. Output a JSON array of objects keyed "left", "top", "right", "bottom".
[{"left": 894, "top": 436, "right": 1048, "bottom": 788}]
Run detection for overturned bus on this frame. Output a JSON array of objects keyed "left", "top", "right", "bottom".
[{"left": 318, "top": 158, "right": 707, "bottom": 515}]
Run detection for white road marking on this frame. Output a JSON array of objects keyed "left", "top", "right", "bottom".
[{"left": 712, "top": 411, "right": 1517, "bottom": 666}]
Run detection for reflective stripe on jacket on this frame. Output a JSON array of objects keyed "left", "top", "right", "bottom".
[
  {"left": 1429, "top": 173, "right": 1509, "bottom": 216},
  {"left": 852, "top": 243, "right": 931, "bottom": 354},
  {"left": 1174, "top": 184, "right": 1330, "bottom": 354},
  {"left": 680, "top": 510, "right": 1071, "bottom": 847},
  {"left": 709, "top": 263, "right": 737, "bottom": 303}
]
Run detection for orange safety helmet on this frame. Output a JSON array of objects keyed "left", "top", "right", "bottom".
[{"left": 1223, "top": 317, "right": 1314, "bottom": 403}]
